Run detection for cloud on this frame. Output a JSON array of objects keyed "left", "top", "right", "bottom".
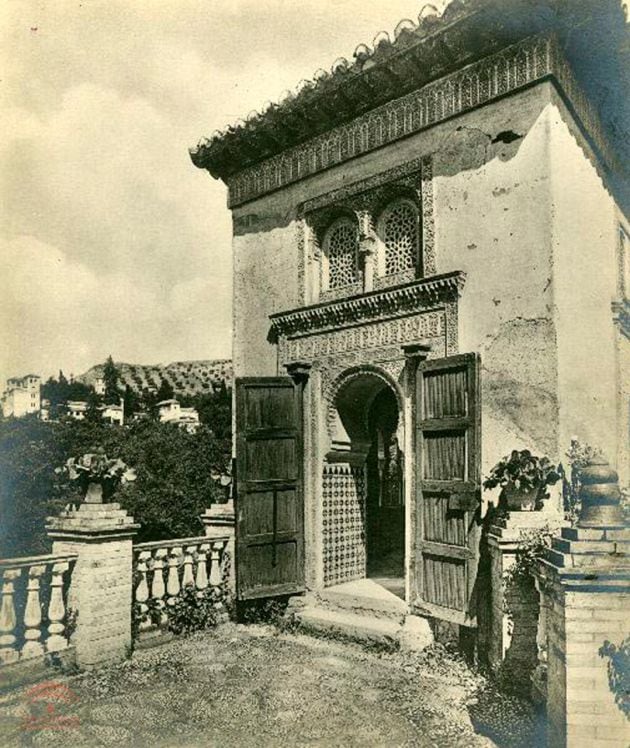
[{"left": 2, "top": 0, "right": 430, "bottom": 384}]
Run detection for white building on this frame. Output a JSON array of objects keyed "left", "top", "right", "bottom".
[
  {"left": 66, "top": 400, "right": 88, "bottom": 420},
  {"left": 99, "top": 402, "right": 124, "bottom": 426},
  {"left": 94, "top": 376, "right": 105, "bottom": 396},
  {"left": 157, "top": 399, "right": 200, "bottom": 432},
  {"left": 1, "top": 375, "right": 41, "bottom": 418}
]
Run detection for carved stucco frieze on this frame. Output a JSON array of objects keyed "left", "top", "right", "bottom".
[{"left": 226, "top": 35, "right": 614, "bottom": 208}]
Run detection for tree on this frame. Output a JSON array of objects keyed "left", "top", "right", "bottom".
[
  {"left": 155, "top": 377, "right": 174, "bottom": 403},
  {"left": 85, "top": 390, "right": 102, "bottom": 424},
  {"left": 0, "top": 417, "right": 231, "bottom": 556},
  {"left": 103, "top": 355, "right": 121, "bottom": 405},
  {"left": 123, "top": 385, "right": 140, "bottom": 419}
]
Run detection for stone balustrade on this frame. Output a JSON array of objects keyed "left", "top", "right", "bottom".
[
  {"left": 0, "top": 553, "right": 77, "bottom": 667},
  {"left": 133, "top": 536, "right": 230, "bottom": 635}
]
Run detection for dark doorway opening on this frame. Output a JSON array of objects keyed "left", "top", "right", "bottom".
[{"left": 366, "top": 387, "right": 405, "bottom": 599}]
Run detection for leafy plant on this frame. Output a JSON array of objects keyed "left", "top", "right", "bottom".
[
  {"left": 58, "top": 447, "right": 136, "bottom": 498},
  {"left": 166, "top": 584, "right": 221, "bottom": 636},
  {"left": 237, "top": 596, "right": 291, "bottom": 626},
  {"left": 504, "top": 526, "right": 555, "bottom": 594},
  {"left": 483, "top": 450, "right": 562, "bottom": 510},
  {"left": 599, "top": 637, "right": 630, "bottom": 719},
  {"left": 65, "top": 607, "right": 78, "bottom": 639},
  {"left": 1, "top": 418, "right": 230, "bottom": 557},
  {"left": 484, "top": 450, "right": 562, "bottom": 493}
]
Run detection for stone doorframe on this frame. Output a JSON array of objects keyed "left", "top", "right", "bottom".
[
  {"left": 299, "top": 361, "right": 415, "bottom": 601},
  {"left": 271, "top": 273, "right": 467, "bottom": 597}
]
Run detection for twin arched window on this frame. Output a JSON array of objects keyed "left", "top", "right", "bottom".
[{"left": 321, "top": 198, "right": 420, "bottom": 294}]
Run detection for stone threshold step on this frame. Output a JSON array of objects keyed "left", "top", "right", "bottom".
[
  {"left": 315, "top": 591, "right": 406, "bottom": 623},
  {"left": 297, "top": 606, "right": 402, "bottom": 649}
]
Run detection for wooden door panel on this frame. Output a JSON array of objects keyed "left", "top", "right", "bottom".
[
  {"left": 423, "top": 431, "right": 467, "bottom": 480},
  {"left": 422, "top": 492, "right": 467, "bottom": 546},
  {"left": 245, "top": 438, "right": 297, "bottom": 480},
  {"left": 236, "top": 377, "right": 304, "bottom": 600},
  {"left": 414, "top": 354, "right": 481, "bottom": 626},
  {"left": 238, "top": 542, "right": 301, "bottom": 595},
  {"left": 243, "top": 386, "right": 296, "bottom": 429}
]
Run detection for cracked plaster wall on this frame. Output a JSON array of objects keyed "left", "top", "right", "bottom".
[{"left": 434, "top": 97, "right": 558, "bottom": 479}]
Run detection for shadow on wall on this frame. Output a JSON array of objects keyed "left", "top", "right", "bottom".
[{"left": 481, "top": 318, "right": 559, "bottom": 459}]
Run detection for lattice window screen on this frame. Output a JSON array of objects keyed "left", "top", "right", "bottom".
[
  {"left": 381, "top": 200, "right": 419, "bottom": 276},
  {"left": 326, "top": 219, "right": 359, "bottom": 289}
]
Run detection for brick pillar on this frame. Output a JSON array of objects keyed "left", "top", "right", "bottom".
[
  {"left": 486, "top": 506, "right": 566, "bottom": 689},
  {"left": 201, "top": 500, "right": 235, "bottom": 592},
  {"left": 538, "top": 461, "right": 630, "bottom": 747},
  {"left": 46, "top": 502, "right": 138, "bottom": 668}
]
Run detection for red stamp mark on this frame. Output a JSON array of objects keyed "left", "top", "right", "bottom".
[{"left": 21, "top": 681, "right": 80, "bottom": 731}]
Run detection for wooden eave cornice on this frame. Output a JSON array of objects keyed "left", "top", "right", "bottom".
[
  {"left": 269, "top": 271, "right": 466, "bottom": 340},
  {"left": 190, "top": 3, "right": 494, "bottom": 177}
]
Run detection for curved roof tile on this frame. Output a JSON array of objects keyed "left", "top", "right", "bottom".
[{"left": 191, "top": 0, "right": 629, "bottom": 183}]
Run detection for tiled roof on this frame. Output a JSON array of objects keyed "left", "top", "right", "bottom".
[{"left": 190, "top": 0, "right": 629, "bottom": 183}]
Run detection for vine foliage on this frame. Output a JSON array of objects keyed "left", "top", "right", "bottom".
[{"left": 599, "top": 637, "right": 630, "bottom": 719}]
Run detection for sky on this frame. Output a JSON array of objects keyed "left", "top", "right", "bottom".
[{"left": 1, "top": 0, "right": 446, "bottom": 385}]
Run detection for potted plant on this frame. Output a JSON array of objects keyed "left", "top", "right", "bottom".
[
  {"left": 58, "top": 447, "right": 136, "bottom": 503},
  {"left": 483, "top": 449, "right": 562, "bottom": 511}
]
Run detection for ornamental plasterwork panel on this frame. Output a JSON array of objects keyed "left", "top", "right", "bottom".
[
  {"left": 226, "top": 35, "right": 613, "bottom": 208},
  {"left": 272, "top": 271, "right": 464, "bottom": 339},
  {"left": 296, "top": 155, "right": 435, "bottom": 304},
  {"left": 279, "top": 311, "right": 445, "bottom": 364}
]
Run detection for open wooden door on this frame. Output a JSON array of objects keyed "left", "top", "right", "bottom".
[
  {"left": 413, "top": 353, "right": 481, "bottom": 626},
  {"left": 235, "top": 377, "right": 305, "bottom": 600}
]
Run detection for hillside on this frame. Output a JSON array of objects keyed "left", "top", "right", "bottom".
[{"left": 78, "top": 359, "right": 232, "bottom": 397}]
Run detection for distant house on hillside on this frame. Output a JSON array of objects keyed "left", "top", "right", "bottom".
[
  {"left": 157, "top": 399, "right": 200, "bottom": 433},
  {"left": 1, "top": 375, "right": 41, "bottom": 418},
  {"left": 66, "top": 400, "right": 88, "bottom": 421},
  {"left": 99, "top": 402, "right": 124, "bottom": 426}
]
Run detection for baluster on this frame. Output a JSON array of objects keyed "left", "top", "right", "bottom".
[
  {"left": 135, "top": 551, "right": 151, "bottom": 632},
  {"left": 22, "top": 564, "right": 46, "bottom": 659},
  {"left": 195, "top": 543, "right": 210, "bottom": 595},
  {"left": 166, "top": 548, "right": 183, "bottom": 606},
  {"left": 47, "top": 561, "right": 69, "bottom": 652},
  {"left": 0, "top": 568, "right": 22, "bottom": 664},
  {"left": 151, "top": 549, "right": 167, "bottom": 626},
  {"left": 209, "top": 541, "right": 223, "bottom": 588},
  {"left": 182, "top": 545, "right": 196, "bottom": 589}
]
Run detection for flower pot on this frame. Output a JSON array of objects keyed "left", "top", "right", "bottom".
[
  {"left": 84, "top": 481, "right": 104, "bottom": 504},
  {"left": 503, "top": 484, "right": 538, "bottom": 511}
]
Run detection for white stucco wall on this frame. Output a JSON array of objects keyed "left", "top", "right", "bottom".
[
  {"left": 547, "top": 95, "right": 621, "bottom": 466},
  {"left": 435, "top": 100, "right": 556, "bottom": 476}
]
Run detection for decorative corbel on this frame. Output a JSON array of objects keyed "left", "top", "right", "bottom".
[{"left": 284, "top": 361, "right": 312, "bottom": 387}]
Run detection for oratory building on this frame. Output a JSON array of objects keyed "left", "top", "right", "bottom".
[{"left": 191, "top": 0, "right": 629, "bottom": 625}]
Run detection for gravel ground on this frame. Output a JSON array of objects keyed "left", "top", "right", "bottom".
[{"left": 0, "top": 624, "right": 542, "bottom": 748}]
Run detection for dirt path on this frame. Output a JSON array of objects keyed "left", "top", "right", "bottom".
[{"left": 0, "top": 624, "right": 537, "bottom": 747}]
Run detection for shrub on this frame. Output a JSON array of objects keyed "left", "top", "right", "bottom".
[{"left": 166, "top": 584, "right": 220, "bottom": 636}]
